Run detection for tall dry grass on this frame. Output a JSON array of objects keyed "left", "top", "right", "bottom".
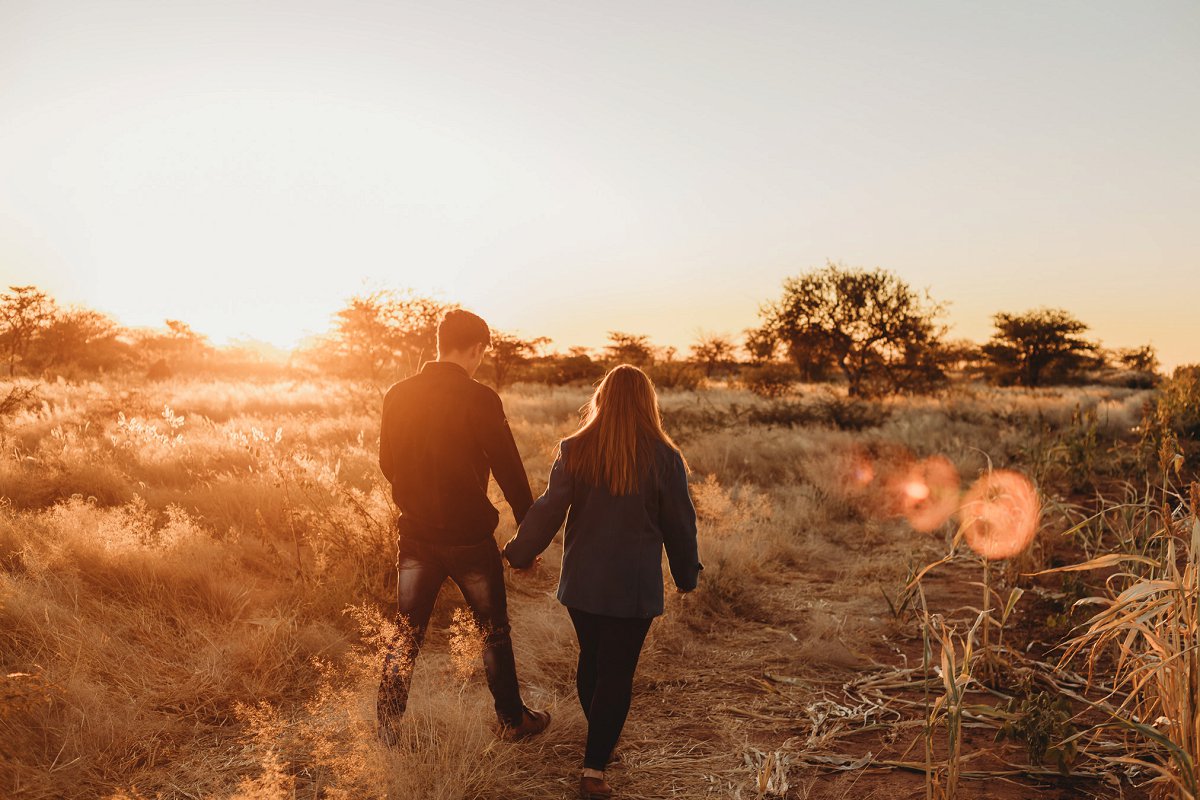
[{"left": 0, "top": 375, "right": 1155, "bottom": 797}]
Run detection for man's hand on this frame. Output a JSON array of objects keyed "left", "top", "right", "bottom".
[{"left": 509, "top": 556, "right": 543, "bottom": 577}]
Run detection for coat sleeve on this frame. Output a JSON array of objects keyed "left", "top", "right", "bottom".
[
  {"left": 378, "top": 391, "right": 395, "bottom": 483},
  {"left": 503, "top": 447, "right": 572, "bottom": 568},
  {"left": 478, "top": 392, "right": 535, "bottom": 525},
  {"left": 660, "top": 449, "right": 702, "bottom": 591}
]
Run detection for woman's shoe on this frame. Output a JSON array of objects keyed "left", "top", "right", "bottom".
[{"left": 580, "top": 773, "right": 613, "bottom": 798}]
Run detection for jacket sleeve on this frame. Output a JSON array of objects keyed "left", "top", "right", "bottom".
[
  {"left": 478, "top": 392, "right": 535, "bottom": 525},
  {"left": 378, "top": 391, "right": 395, "bottom": 483},
  {"left": 660, "top": 449, "right": 702, "bottom": 591},
  {"left": 503, "top": 448, "right": 571, "bottom": 568}
]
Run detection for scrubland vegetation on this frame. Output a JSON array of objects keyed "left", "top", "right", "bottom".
[
  {"left": 0, "top": 264, "right": 1161, "bottom": 394},
  {"left": 1, "top": 365, "right": 1196, "bottom": 799},
  {"left": 1, "top": 265, "right": 1196, "bottom": 798}
]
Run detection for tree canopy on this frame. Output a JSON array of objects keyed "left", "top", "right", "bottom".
[
  {"left": 982, "top": 308, "right": 1099, "bottom": 387},
  {"left": 753, "top": 263, "right": 947, "bottom": 396}
]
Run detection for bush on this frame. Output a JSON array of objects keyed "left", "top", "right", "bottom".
[
  {"left": 816, "top": 394, "right": 891, "bottom": 431},
  {"left": 1142, "top": 364, "right": 1200, "bottom": 474},
  {"left": 737, "top": 363, "right": 799, "bottom": 398},
  {"left": 0, "top": 382, "right": 39, "bottom": 426},
  {"left": 646, "top": 362, "right": 703, "bottom": 391},
  {"left": 522, "top": 354, "right": 606, "bottom": 386},
  {"left": 744, "top": 400, "right": 824, "bottom": 429}
]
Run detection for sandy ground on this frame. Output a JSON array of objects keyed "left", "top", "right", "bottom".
[{"left": 401, "top": 525, "right": 1135, "bottom": 800}]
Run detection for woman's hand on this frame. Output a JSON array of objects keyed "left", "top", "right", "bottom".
[{"left": 509, "top": 555, "right": 543, "bottom": 577}]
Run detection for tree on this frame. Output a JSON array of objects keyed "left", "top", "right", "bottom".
[
  {"left": 753, "top": 263, "right": 947, "bottom": 396},
  {"left": 743, "top": 327, "right": 778, "bottom": 364},
  {"left": 0, "top": 286, "right": 57, "bottom": 376},
  {"left": 937, "top": 338, "right": 986, "bottom": 376},
  {"left": 527, "top": 347, "right": 606, "bottom": 385},
  {"left": 487, "top": 331, "right": 549, "bottom": 391},
  {"left": 321, "top": 290, "right": 457, "bottom": 384},
  {"left": 603, "top": 332, "right": 654, "bottom": 367},
  {"left": 982, "top": 308, "right": 1099, "bottom": 387},
  {"left": 649, "top": 346, "right": 702, "bottom": 390},
  {"left": 128, "top": 320, "right": 214, "bottom": 378},
  {"left": 689, "top": 333, "right": 737, "bottom": 379},
  {"left": 31, "top": 307, "right": 126, "bottom": 372},
  {"left": 1116, "top": 344, "right": 1159, "bottom": 375}
]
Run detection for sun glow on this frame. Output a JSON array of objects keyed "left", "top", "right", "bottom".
[{"left": 1, "top": 2, "right": 1196, "bottom": 364}]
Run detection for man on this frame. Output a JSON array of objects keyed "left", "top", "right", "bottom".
[{"left": 376, "top": 309, "right": 551, "bottom": 744}]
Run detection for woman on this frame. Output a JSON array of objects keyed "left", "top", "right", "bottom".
[{"left": 503, "top": 365, "right": 702, "bottom": 800}]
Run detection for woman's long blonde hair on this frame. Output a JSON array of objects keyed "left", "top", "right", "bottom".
[{"left": 562, "top": 364, "right": 685, "bottom": 495}]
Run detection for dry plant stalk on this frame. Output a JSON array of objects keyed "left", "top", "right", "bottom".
[
  {"left": 921, "top": 605, "right": 983, "bottom": 800},
  {"left": 1048, "top": 479, "right": 1200, "bottom": 799}
]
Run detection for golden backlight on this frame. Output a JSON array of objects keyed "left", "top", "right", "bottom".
[{"left": 0, "top": 2, "right": 1196, "bottom": 362}]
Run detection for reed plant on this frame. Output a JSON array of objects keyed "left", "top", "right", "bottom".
[{"left": 1047, "top": 476, "right": 1199, "bottom": 799}]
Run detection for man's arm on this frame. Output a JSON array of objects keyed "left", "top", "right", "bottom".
[
  {"left": 478, "top": 392, "right": 534, "bottom": 524},
  {"left": 378, "top": 391, "right": 395, "bottom": 483}
]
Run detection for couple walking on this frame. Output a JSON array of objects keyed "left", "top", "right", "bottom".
[{"left": 375, "top": 309, "right": 703, "bottom": 799}]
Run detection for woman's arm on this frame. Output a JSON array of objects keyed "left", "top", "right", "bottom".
[
  {"left": 660, "top": 449, "right": 702, "bottom": 591},
  {"left": 503, "top": 447, "right": 572, "bottom": 568}
]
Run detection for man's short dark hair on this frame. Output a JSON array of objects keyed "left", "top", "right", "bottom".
[{"left": 437, "top": 309, "right": 491, "bottom": 354}]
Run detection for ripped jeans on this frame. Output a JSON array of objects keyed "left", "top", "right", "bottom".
[{"left": 376, "top": 535, "right": 526, "bottom": 728}]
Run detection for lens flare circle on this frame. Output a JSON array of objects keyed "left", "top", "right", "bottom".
[
  {"left": 897, "top": 455, "right": 961, "bottom": 533},
  {"left": 843, "top": 448, "right": 876, "bottom": 488},
  {"left": 904, "top": 481, "right": 930, "bottom": 501},
  {"left": 957, "top": 470, "right": 1039, "bottom": 560}
]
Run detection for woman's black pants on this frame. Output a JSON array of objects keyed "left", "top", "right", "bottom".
[{"left": 567, "top": 607, "right": 653, "bottom": 771}]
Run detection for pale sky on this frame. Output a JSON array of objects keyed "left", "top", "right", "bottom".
[{"left": 1, "top": 1, "right": 1197, "bottom": 365}]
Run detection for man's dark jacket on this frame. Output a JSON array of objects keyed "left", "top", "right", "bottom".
[{"left": 379, "top": 361, "right": 533, "bottom": 544}]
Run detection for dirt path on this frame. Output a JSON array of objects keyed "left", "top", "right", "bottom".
[{"left": 514, "top": 540, "right": 1127, "bottom": 800}]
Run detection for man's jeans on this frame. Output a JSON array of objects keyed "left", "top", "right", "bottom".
[{"left": 377, "top": 535, "right": 526, "bottom": 728}]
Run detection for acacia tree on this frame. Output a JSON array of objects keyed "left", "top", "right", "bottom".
[
  {"left": 134, "top": 320, "right": 214, "bottom": 377},
  {"left": 982, "top": 308, "right": 1099, "bottom": 387},
  {"left": 743, "top": 327, "right": 777, "bottom": 364},
  {"left": 31, "top": 307, "right": 125, "bottom": 372},
  {"left": 487, "top": 331, "right": 549, "bottom": 391},
  {"left": 325, "top": 290, "right": 457, "bottom": 384},
  {"left": 603, "top": 332, "right": 654, "bottom": 367},
  {"left": 753, "top": 263, "right": 947, "bottom": 396},
  {"left": 538, "top": 347, "right": 605, "bottom": 385},
  {"left": 1116, "top": 344, "right": 1159, "bottom": 374},
  {"left": 689, "top": 333, "right": 737, "bottom": 379},
  {"left": 0, "top": 286, "right": 57, "bottom": 376}
]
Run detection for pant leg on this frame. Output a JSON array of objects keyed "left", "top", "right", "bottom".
[
  {"left": 568, "top": 607, "right": 601, "bottom": 720},
  {"left": 446, "top": 539, "right": 526, "bottom": 726},
  {"left": 377, "top": 536, "right": 448, "bottom": 725},
  {"left": 578, "top": 611, "right": 653, "bottom": 771}
]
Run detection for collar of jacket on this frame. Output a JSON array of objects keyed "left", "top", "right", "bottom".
[{"left": 421, "top": 360, "right": 470, "bottom": 378}]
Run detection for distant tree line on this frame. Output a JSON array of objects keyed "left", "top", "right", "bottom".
[
  {"left": 0, "top": 285, "right": 285, "bottom": 380},
  {"left": 742, "top": 262, "right": 1160, "bottom": 396},
  {"left": 0, "top": 267, "right": 1169, "bottom": 395}
]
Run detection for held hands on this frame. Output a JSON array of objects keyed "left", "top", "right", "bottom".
[
  {"left": 502, "top": 540, "right": 542, "bottom": 577},
  {"left": 510, "top": 556, "right": 543, "bottom": 577}
]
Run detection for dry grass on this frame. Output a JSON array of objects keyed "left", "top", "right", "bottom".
[{"left": 0, "top": 375, "right": 1172, "bottom": 798}]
